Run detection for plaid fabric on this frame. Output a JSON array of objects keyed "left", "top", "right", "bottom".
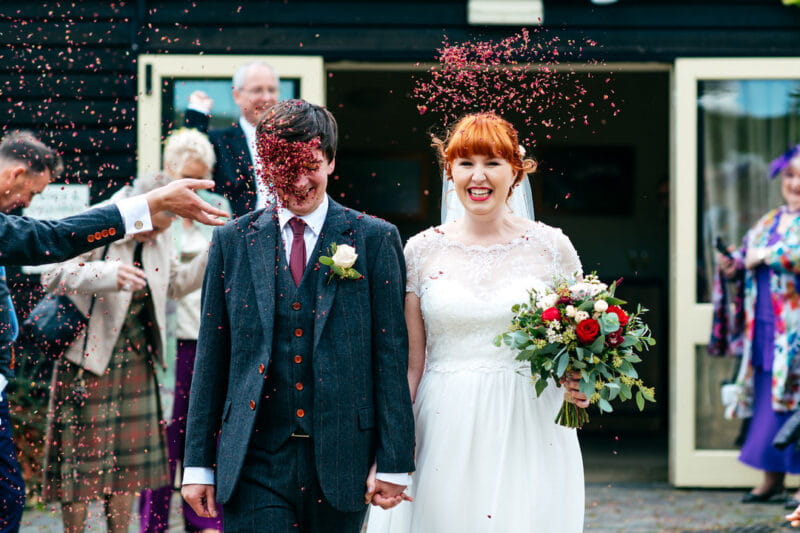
[{"left": 42, "top": 288, "right": 167, "bottom": 502}]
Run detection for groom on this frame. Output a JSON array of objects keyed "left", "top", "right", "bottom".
[{"left": 182, "top": 99, "right": 415, "bottom": 532}]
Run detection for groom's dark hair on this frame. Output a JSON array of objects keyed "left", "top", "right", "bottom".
[{"left": 256, "top": 99, "right": 338, "bottom": 162}]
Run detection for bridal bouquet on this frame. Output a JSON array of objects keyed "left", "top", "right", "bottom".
[{"left": 494, "top": 274, "right": 656, "bottom": 428}]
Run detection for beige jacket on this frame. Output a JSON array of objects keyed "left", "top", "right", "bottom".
[{"left": 41, "top": 190, "right": 208, "bottom": 376}]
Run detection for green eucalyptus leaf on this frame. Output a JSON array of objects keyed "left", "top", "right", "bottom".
[
  {"left": 636, "top": 391, "right": 645, "bottom": 411},
  {"left": 619, "top": 361, "right": 638, "bottom": 378},
  {"left": 598, "top": 313, "right": 620, "bottom": 335},
  {"left": 534, "top": 377, "right": 548, "bottom": 397},
  {"left": 605, "top": 382, "right": 620, "bottom": 401},
  {"left": 598, "top": 398, "right": 613, "bottom": 413},
  {"left": 556, "top": 351, "right": 569, "bottom": 377},
  {"left": 589, "top": 336, "right": 606, "bottom": 354}
]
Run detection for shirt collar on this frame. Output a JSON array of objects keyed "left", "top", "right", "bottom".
[
  {"left": 277, "top": 195, "right": 329, "bottom": 237},
  {"left": 239, "top": 116, "right": 256, "bottom": 149}
]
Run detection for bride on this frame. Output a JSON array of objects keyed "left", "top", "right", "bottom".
[{"left": 366, "top": 113, "right": 587, "bottom": 532}]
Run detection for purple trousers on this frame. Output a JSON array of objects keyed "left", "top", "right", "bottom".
[{"left": 139, "top": 340, "right": 223, "bottom": 532}]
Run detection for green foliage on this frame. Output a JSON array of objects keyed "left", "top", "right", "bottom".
[{"left": 497, "top": 274, "right": 657, "bottom": 427}]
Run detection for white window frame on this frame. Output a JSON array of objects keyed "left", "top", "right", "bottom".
[
  {"left": 136, "top": 54, "right": 325, "bottom": 175},
  {"left": 671, "top": 57, "right": 800, "bottom": 487}
]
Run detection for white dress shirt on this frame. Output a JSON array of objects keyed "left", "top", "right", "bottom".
[
  {"left": 183, "top": 196, "right": 411, "bottom": 488},
  {"left": 238, "top": 117, "right": 273, "bottom": 210}
]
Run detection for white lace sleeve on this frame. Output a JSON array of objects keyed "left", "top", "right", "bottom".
[
  {"left": 555, "top": 228, "right": 583, "bottom": 281},
  {"left": 404, "top": 237, "right": 422, "bottom": 296}
]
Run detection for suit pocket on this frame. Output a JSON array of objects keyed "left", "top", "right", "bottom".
[{"left": 358, "top": 406, "right": 375, "bottom": 430}]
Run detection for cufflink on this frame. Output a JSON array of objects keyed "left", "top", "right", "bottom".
[{"left": 134, "top": 220, "right": 144, "bottom": 230}]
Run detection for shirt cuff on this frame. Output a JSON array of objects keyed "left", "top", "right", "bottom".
[
  {"left": 0, "top": 374, "right": 7, "bottom": 397},
  {"left": 187, "top": 103, "right": 211, "bottom": 115},
  {"left": 376, "top": 472, "right": 413, "bottom": 487},
  {"left": 182, "top": 466, "right": 215, "bottom": 486},
  {"left": 116, "top": 195, "right": 152, "bottom": 235}
]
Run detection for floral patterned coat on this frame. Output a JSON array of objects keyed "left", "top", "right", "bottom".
[{"left": 733, "top": 207, "right": 800, "bottom": 416}]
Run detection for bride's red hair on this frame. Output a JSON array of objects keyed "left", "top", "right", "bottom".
[{"left": 436, "top": 113, "right": 534, "bottom": 185}]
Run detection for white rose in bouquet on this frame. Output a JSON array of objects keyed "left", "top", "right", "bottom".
[{"left": 594, "top": 300, "right": 609, "bottom": 312}]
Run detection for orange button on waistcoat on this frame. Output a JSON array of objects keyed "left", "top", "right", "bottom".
[
  {"left": 294, "top": 328, "right": 303, "bottom": 337},
  {"left": 249, "top": 400, "right": 256, "bottom": 410},
  {"left": 295, "top": 382, "right": 304, "bottom": 391},
  {"left": 294, "top": 355, "right": 303, "bottom": 364},
  {"left": 292, "top": 302, "right": 302, "bottom": 311},
  {"left": 258, "top": 364, "right": 265, "bottom": 374},
  {"left": 296, "top": 409, "right": 305, "bottom": 418}
]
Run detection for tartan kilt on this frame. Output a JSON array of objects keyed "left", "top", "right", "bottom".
[{"left": 42, "top": 346, "right": 168, "bottom": 502}]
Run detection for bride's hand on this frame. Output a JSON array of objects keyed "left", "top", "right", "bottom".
[{"left": 561, "top": 371, "right": 590, "bottom": 408}]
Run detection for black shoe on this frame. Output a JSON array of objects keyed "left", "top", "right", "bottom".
[
  {"left": 741, "top": 487, "right": 785, "bottom": 503},
  {"left": 785, "top": 497, "right": 800, "bottom": 510}
]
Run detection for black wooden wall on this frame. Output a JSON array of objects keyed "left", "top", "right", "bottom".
[{"left": 1, "top": 0, "right": 799, "bottom": 197}]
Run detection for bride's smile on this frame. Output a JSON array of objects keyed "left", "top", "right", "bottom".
[{"left": 451, "top": 154, "right": 515, "bottom": 216}]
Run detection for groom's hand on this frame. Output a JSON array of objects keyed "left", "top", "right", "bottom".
[{"left": 182, "top": 484, "right": 219, "bottom": 518}]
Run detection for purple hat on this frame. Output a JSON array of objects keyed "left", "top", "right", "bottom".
[{"left": 769, "top": 144, "right": 800, "bottom": 179}]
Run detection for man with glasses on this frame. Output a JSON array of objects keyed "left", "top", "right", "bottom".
[{"left": 185, "top": 61, "right": 280, "bottom": 216}]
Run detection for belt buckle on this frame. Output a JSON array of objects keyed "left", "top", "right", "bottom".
[{"left": 290, "top": 432, "right": 310, "bottom": 438}]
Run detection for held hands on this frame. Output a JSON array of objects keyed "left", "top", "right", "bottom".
[
  {"left": 145, "top": 178, "right": 228, "bottom": 226},
  {"left": 364, "top": 462, "right": 413, "bottom": 510},
  {"left": 560, "top": 371, "right": 590, "bottom": 408},
  {"left": 116, "top": 264, "right": 146, "bottom": 292},
  {"left": 181, "top": 484, "right": 219, "bottom": 518},
  {"left": 188, "top": 90, "right": 214, "bottom": 114}
]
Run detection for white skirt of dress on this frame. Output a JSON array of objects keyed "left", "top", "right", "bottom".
[{"left": 366, "top": 367, "right": 584, "bottom": 533}]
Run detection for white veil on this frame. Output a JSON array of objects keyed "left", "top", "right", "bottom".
[{"left": 440, "top": 174, "right": 535, "bottom": 224}]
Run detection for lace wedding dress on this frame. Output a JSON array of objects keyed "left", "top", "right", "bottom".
[{"left": 367, "top": 223, "right": 585, "bottom": 533}]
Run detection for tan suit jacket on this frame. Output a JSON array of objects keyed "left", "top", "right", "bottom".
[{"left": 42, "top": 188, "right": 208, "bottom": 376}]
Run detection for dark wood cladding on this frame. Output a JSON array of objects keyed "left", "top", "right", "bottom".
[{"left": 0, "top": 0, "right": 798, "bottom": 195}]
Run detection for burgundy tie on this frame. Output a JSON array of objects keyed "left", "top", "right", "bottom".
[{"left": 288, "top": 217, "right": 307, "bottom": 287}]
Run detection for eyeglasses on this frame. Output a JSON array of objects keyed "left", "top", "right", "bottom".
[{"left": 239, "top": 86, "right": 278, "bottom": 97}]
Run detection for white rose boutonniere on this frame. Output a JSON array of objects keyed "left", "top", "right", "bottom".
[{"left": 320, "top": 243, "right": 362, "bottom": 283}]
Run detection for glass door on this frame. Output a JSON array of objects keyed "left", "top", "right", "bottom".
[
  {"left": 672, "top": 58, "right": 800, "bottom": 486},
  {"left": 136, "top": 55, "right": 325, "bottom": 174}
]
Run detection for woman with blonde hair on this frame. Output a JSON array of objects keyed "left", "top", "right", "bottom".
[
  {"left": 138, "top": 128, "right": 229, "bottom": 533},
  {"left": 367, "top": 113, "right": 586, "bottom": 532},
  {"left": 42, "top": 128, "right": 212, "bottom": 533}
]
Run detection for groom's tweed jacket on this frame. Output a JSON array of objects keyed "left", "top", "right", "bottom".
[{"left": 184, "top": 198, "right": 415, "bottom": 512}]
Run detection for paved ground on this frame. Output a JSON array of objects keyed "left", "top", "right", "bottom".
[
  {"left": 19, "top": 433, "right": 800, "bottom": 531},
  {"left": 20, "top": 485, "right": 797, "bottom": 532}
]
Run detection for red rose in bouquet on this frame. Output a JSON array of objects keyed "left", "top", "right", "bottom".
[
  {"left": 542, "top": 307, "right": 562, "bottom": 322},
  {"left": 575, "top": 318, "right": 600, "bottom": 343},
  {"left": 607, "top": 305, "right": 629, "bottom": 327}
]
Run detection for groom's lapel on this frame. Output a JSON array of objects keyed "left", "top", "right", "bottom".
[
  {"left": 246, "top": 208, "right": 279, "bottom": 343},
  {"left": 313, "top": 199, "right": 352, "bottom": 352}
]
